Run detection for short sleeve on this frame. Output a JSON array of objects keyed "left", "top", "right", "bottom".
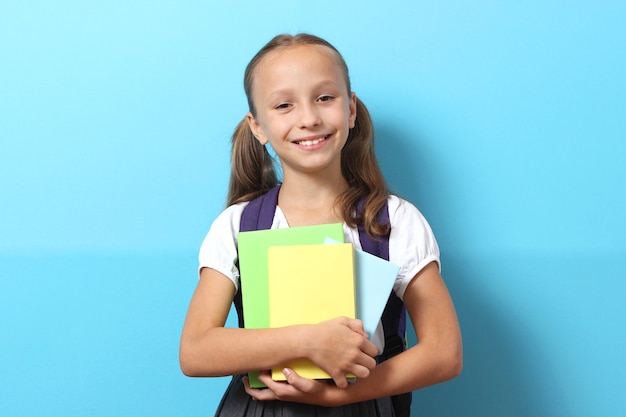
[
  {"left": 387, "top": 196, "right": 441, "bottom": 300},
  {"left": 198, "top": 202, "right": 247, "bottom": 290}
]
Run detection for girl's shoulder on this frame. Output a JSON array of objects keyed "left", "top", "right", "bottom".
[
  {"left": 198, "top": 202, "right": 250, "bottom": 288},
  {"left": 387, "top": 194, "right": 428, "bottom": 224},
  {"left": 210, "top": 201, "right": 250, "bottom": 234},
  {"left": 386, "top": 194, "right": 439, "bottom": 257}
]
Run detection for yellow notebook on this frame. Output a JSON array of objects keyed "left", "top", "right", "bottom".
[{"left": 267, "top": 243, "right": 356, "bottom": 381}]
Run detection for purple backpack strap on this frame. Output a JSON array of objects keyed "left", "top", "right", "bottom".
[
  {"left": 240, "top": 185, "right": 281, "bottom": 232},
  {"left": 356, "top": 199, "right": 390, "bottom": 260}
]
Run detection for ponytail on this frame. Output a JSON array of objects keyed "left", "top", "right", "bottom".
[
  {"left": 226, "top": 117, "right": 278, "bottom": 206},
  {"left": 339, "top": 97, "right": 390, "bottom": 238}
]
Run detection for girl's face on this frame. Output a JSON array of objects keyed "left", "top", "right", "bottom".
[{"left": 247, "top": 44, "right": 357, "bottom": 178}]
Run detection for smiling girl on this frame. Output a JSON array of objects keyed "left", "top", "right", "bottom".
[{"left": 180, "top": 33, "right": 462, "bottom": 417}]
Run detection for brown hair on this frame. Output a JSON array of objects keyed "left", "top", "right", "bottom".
[{"left": 226, "top": 33, "right": 390, "bottom": 237}]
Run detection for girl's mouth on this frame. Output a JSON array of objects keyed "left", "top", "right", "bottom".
[{"left": 294, "top": 134, "right": 331, "bottom": 147}]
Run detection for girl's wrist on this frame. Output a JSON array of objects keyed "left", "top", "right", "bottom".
[
  {"left": 290, "top": 324, "right": 315, "bottom": 361},
  {"left": 324, "top": 380, "right": 361, "bottom": 407}
]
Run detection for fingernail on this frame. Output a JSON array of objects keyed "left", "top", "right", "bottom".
[{"left": 283, "top": 368, "right": 292, "bottom": 377}]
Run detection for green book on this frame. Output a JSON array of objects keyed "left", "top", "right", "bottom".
[{"left": 237, "top": 223, "right": 345, "bottom": 387}]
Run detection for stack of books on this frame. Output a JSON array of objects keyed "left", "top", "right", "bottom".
[{"left": 237, "top": 223, "right": 399, "bottom": 387}]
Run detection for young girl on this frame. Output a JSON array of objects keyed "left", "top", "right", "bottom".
[{"left": 180, "top": 33, "right": 462, "bottom": 416}]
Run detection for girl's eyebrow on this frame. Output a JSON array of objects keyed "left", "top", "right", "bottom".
[
  {"left": 266, "top": 88, "right": 292, "bottom": 102},
  {"left": 314, "top": 80, "right": 340, "bottom": 89}
]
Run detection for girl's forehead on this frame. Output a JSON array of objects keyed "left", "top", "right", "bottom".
[
  {"left": 253, "top": 44, "right": 346, "bottom": 89},
  {"left": 258, "top": 44, "right": 340, "bottom": 72}
]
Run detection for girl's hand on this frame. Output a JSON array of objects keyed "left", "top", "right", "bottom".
[
  {"left": 306, "top": 317, "right": 378, "bottom": 388},
  {"left": 243, "top": 369, "right": 343, "bottom": 406}
]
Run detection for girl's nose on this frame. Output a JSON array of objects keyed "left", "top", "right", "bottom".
[{"left": 298, "top": 104, "right": 321, "bottom": 128}]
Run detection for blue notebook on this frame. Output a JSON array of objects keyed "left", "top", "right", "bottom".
[{"left": 324, "top": 238, "right": 400, "bottom": 341}]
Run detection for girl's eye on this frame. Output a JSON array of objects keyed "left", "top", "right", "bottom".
[
  {"left": 318, "top": 95, "right": 334, "bottom": 102},
  {"left": 275, "top": 103, "right": 291, "bottom": 110}
]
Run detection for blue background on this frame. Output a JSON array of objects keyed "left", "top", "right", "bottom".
[{"left": 1, "top": 1, "right": 625, "bottom": 416}]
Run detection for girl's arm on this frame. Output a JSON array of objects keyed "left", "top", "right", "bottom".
[
  {"left": 179, "top": 267, "right": 378, "bottom": 388},
  {"left": 245, "top": 261, "right": 463, "bottom": 405}
]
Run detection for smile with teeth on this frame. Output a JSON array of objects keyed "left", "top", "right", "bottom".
[{"left": 294, "top": 134, "right": 330, "bottom": 147}]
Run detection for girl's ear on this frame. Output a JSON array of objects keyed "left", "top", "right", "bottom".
[
  {"left": 246, "top": 112, "right": 268, "bottom": 145},
  {"left": 349, "top": 92, "right": 357, "bottom": 129}
]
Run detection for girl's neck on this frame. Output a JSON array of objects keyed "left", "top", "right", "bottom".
[{"left": 278, "top": 175, "right": 348, "bottom": 227}]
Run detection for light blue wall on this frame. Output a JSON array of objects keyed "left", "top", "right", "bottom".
[{"left": 1, "top": 1, "right": 624, "bottom": 416}]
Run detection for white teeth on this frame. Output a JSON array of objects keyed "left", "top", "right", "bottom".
[{"left": 297, "top": 136, "right": 326, "bottom": 146}]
